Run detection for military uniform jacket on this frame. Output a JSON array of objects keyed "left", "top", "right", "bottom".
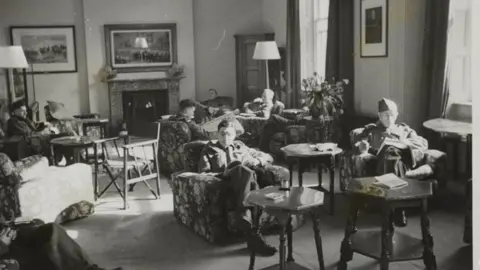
[
  {"left": 198, "top": 141, "right": 273, "bottom": 173},
  {"left": 169, "top": 114, "right": 209, "bottom": 141},
  {"left": 355, "top": 121, "right": 428, "bottom": 167}
]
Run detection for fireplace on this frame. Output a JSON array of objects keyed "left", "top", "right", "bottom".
[
  {"left": 122, "top": 90, "right": 169, "bottom": 137},
  {"left": 108, "top": 78, "right": 179, "bottom": 137}
]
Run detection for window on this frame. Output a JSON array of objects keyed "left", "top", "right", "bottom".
[
  {"left": 299, "top": 0, "right": 330, "bottom": 79},
  {"left": 447, "top": 0, "right": 472, "bottom": 103}
]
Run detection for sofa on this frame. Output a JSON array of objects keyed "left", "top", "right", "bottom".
[
  {"left": 0, "top": 153, "right": 95, "bottom": 224},
  {"left": 171, "top": 140, "right": 304, "bottom": 244},
  {"left": 339, "top": 127, "right": 447, "bottom": 192}
]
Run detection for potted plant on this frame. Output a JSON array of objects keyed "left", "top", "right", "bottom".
[
  {"left": 300, "top": 72, "right": 349, "bottom": 120},
  {"left": 166, "top": 63, "right": 186, "bottom": 80}
]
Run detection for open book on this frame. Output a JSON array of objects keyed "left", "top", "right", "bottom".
[
  {"left": 378, "top": 137, "right": 408, "bottom": 152},
  {"left": 372, "top": 173, "right": 408, "bottom": 189}
]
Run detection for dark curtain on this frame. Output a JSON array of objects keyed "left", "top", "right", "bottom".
[
  {"left": 285, "top": 0, "right": 301, "bottom": 108},
  {"left": 422, "top": 0, "right": 450, "bottom": 119},
  {"left": 325, "top": 0, "right": 354, "bottom": 147}
]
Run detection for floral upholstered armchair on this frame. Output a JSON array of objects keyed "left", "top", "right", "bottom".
[
  {"left": 171, "top": 140, "right": 304, "bottom": 244},
  {"left": 339, "top": 127, "right": 447, "bottom": 192}
]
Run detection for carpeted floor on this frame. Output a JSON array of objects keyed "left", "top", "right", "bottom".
[{"left": 64, "top": 170, "right": 472, "bottom": 270}]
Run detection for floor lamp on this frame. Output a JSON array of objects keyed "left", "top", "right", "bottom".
[
  {"left": 0, "top": 46, "right": 29, "bottom": 109},
  {"left": 253, "top": 41, "right": 280, "bottom": 89}
]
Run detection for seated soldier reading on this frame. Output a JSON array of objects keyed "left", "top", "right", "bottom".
[
  {"left": 169, "top": 99, "right": 212, "bottom": 141},
  {"left": 355, "top": 98, "right": 428, "bottom": 226},
  {"left": 243, "top": 89, "right": 283, "bottom": 118},
  {"left": 198, "top": 119, "right": 278, "bottom": 256},
  {"left": 6, "top": 100, "right": 53, "bottom": 137}
]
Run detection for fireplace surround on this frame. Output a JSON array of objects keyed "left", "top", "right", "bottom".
[{"left": 108, "top": 78, "right": 179, "bottom": 135}]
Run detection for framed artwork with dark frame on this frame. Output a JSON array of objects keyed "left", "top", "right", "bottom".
[
  {"left": 360, "top": 0, "right": 388, "bottom": 57},
  {"left": 10, "top": 25, "right": 78, "bottom": 73},
  {"left": 5, "top": 68, "right": 28, "bottom": 109},
  {"left": 104, "top": 23, "right": 178, "bottom": 73}
]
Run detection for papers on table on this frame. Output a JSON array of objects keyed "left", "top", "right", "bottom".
[
  {"left": 373, "top": 173, "right": 409, "bottom": 190},
  {"left": 264, "top": 192, "right": 285, "bottom": 203}
]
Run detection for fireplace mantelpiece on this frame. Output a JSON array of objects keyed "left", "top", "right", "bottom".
[{"left": 108, "top": 78, "right": 179, "bottom": 133}]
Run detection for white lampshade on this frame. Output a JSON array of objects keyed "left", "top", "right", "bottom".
[
  {"left": 134, "top": 37, "right": 149, "bottom": 49},
  {"left": 252, "top": 41, "right": 280, "bottom": 60},
  {"left": 0, "top": 46, "right": 29, "bottom": 68}
]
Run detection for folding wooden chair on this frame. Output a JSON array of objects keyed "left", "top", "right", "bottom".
[{"left": 93, "top": 133, "right": 161, "bottom": 210}]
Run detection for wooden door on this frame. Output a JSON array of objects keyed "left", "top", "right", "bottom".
[{"left": 235, "top": 33, "right": 274, "bottom": 107}]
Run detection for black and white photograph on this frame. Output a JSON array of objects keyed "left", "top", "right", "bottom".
[
  {"left": 10, "top": 25, "right": 77, "bottom": 73},
  {"left": 360, "top": 0, "right": 388, "bottom": 57},
  {"left": 104, "top": 23, "right": 177, "bottom": 72}
]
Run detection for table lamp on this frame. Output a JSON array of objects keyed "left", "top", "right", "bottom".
[{"left": 252, "top": 41, "right": 280, "bottom": 89}]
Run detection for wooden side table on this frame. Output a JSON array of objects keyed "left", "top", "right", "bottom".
[
  {"left": 281, "top": 143, "right": 343, "bottom": 215},
  {"left": 50, "top": 136, "right": 95, "bottom": 166},
  {"left": 338, "top": 177, "right": 436, "bottom": 270},
  {"left": 245, "top": 186, "right": 326, "bottom": 270}
]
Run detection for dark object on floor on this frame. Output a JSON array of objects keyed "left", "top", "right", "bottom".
[{"left": 463, "top": 178, "right": 472, "bottom": 244}]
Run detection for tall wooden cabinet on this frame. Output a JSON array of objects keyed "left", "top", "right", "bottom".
[{"left": 234, "top": 33, "right": 284, "bottom": 106}]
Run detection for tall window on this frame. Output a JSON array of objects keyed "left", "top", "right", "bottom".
[
  {"left": 300, "top": 0, "right": 330, "bottom": 80},
  {"left": 447, "top": 0, "right": 471, "bottom": 103}
]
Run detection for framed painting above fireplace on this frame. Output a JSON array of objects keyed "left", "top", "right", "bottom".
[{"left": 104, "top": 23, "right": 178, "bottom": 73}]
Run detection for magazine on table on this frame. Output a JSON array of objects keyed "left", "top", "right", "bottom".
[{"left": 372, "top": 173, "right": 408, "bottom": 190}]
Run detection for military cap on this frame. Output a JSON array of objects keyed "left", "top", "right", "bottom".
[
  {"left": 11, "top": 99, "right": 26, "bottom": 111},
  {"left": 378, "top": 98, "right": 398, "bottom": 113}
]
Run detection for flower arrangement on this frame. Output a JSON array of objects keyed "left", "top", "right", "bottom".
[
  {"left": 98, "top": 66, "right": 117, "bottom": 82},
  {"left": 301, "top": 72, "right": 349, "bottom": 119},
  {"left": 166, "top": 63, "right": 186, "bottom": 80}
]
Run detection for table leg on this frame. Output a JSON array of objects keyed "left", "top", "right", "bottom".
[
  {"left": 94, "top": 144, "right": 99, "bottom": 201},
  {"left": 421, "top": 199, "right": 437, "bottom": 270},
  {"left": 317, "top": 163, "right": 323, "bottom": 189},
  {"left": 277, "top": 212, "right": 289, "bottom": 270},
  {"left": 286, "top": 215, "right": 294, "bottom": 262},
  {"left": 310, "top": 209, "right": 325, "bottom": 270},
  {"left": 329, "top": 155, "right": 336, "bottom": 215},
  {"left": 380, "top": 205, "right": 392, "bottom": 270},
  {"left": 298, "top": 159, "right": 303, "bottom": 187},
  {"left": 289, "top": 162, "right": 294, "bottom": 187},
  {"left": 248, "top": 206, "right": 262, "bottom": 270},
  {"left": 467, "top": 134, "right": 472, "bottom": 178},
  {"left": 338, "top": 198, "right": 359, "bottom": 270}
]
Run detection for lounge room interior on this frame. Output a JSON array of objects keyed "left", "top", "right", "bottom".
[{"left": 0, "top": 0, "right": 475, "bottom": 269}]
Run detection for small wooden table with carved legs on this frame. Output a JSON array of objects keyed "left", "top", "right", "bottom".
[
  {"left": 245, "top": 186, "right": 326, "bottom": 270},
  {"left": 338, "top": 177, "right": 436, "bottom": 270},
  {"left": 281, "top": 143, "right": 343, "bottom": 215}
]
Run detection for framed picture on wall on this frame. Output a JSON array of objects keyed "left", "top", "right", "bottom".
[
  {"left": 360, "top": 0, "right": 388, "bottom": 57},
  {"left": 10, "top": 25, "right": 78, "bottom": 73},
  {"left": 104, "top": 23, "right": 178, "bottom": 73},
  {"left": 5, "top": 68, "right": 28, "bottom": 105}
]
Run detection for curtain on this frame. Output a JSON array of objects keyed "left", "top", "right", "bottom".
[
  {"left": 325, "top": 0, "right": 354, "bottom": 147},
  {"left": 422, "top": 0, "right": 450, "bottom": 119},
  {"left": 285, "top": 0, "right": 301, "bottom": 108}
]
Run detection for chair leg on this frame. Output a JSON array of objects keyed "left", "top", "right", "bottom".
[{"left": 153, "top": 146, "right": 161, "bottom": 198}]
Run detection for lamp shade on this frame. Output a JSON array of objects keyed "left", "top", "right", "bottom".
[
  {"left": 0, "top": 46, "right": 29, "bottom": 68},
  {"left": 134, "top": 37, "right": 149, "bottom": 49},
  {"left": 252, "top": 41, "right": 280, "bottom": 60}
]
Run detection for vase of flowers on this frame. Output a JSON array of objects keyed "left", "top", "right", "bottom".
[
  {"left": 166, "top": 63, "right": 186, "bottom": 80},
  {"left": 301, "top": 72, "right": 349, "bottom": 120}
]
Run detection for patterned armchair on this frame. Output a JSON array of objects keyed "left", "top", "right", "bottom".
[
  {"left": 158, "top": 120, "right": 191, "bottom": 176},
  {"left": 339, "top": 128, "right": 447, "bottom": 192},
  {"left": 171, "top": 140, "right": 304, "bottom": 244}
]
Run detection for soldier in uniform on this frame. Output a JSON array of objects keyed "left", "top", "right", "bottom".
[
  {"left": 198, "top": 119, "right": 278, "bottom": 256},
  {"left": 354, "top": 98, "right": 428, "bottom": 226},
  {"left": 169, "top": 99, "right": 211, "bottom": 141}
]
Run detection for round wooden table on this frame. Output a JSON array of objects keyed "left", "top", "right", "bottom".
[
  {"left": 281, "top": 143, "right": 343, "bottom": 215},
  {"left": 338, "top": 177, "right": 436, "bottom": 270},
  {"left": 245, "top": 186, "right": 325, "bottom": 270},
  {"left": 50, "top": 136, "right": 95, "bottom": 165},
  {"left": 423, "top": 118, "right": 472, "bottom": 179}
]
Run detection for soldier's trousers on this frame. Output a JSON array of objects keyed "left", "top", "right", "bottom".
[
  {"left": 258, "top": 114, "right": 294, "bottom": 152},
  {"left": 375, "top": 146, "right": 411, "bottom": 177}
]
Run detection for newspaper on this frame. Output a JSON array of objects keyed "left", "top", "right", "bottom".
[
  {"left": 378, "top": 137, "right": 408, "bottom": 152},
  {"left": 201, "top": 112, "right": 236, "bottom": 132}
]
